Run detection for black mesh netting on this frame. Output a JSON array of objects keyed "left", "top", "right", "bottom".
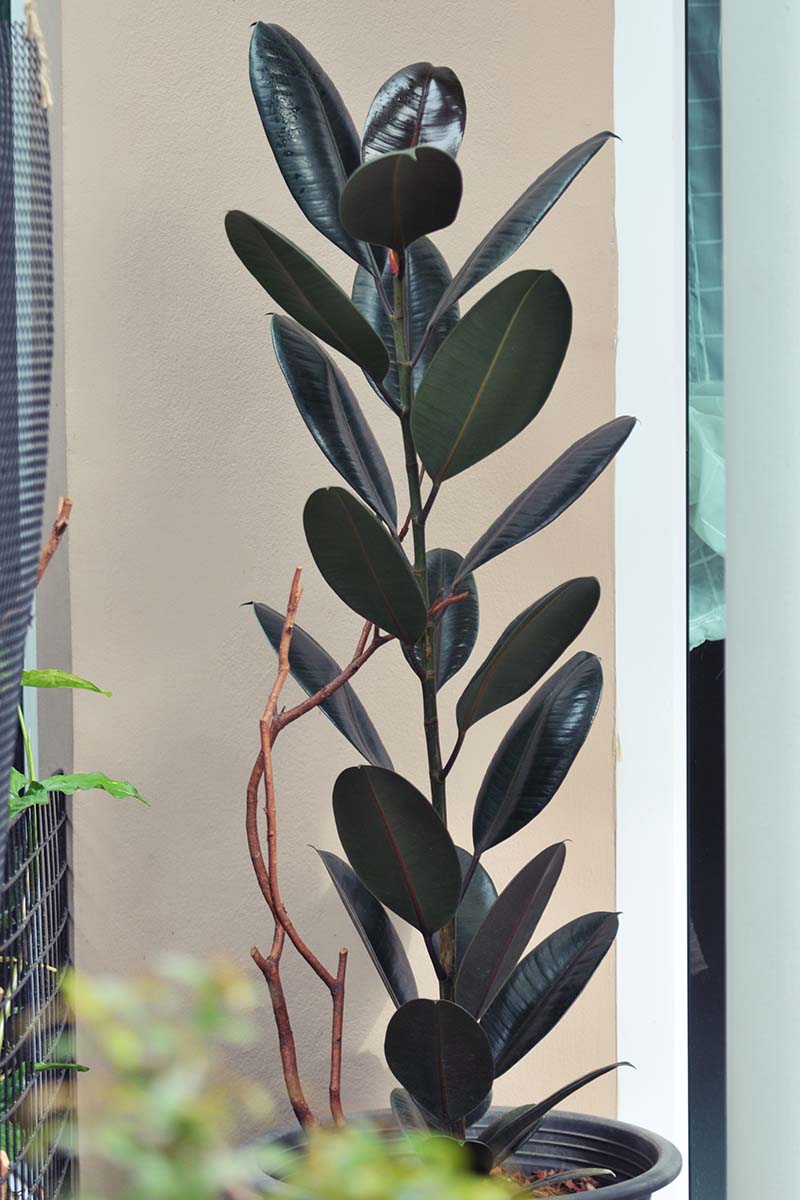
[{"left": 0, "top": 20, "right": 54, "bottom": 882}]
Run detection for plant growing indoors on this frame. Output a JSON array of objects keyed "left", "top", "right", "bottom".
[{"left": 227, "top": 22, "right": 641, "bottom": 1178}]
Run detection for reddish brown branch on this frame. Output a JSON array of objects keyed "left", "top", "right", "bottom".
[
  {"left": 329, "top": 949, "right": 348, "bottom": 1126},
  {"left": 36, "top": 495, "right": 72, "bottom": 586},
  {"left": 429, "top": 590, "right": 469, "bottom": 618},
  {"left": 252, "top": 940, "right": 318, "bottom": 1129}
]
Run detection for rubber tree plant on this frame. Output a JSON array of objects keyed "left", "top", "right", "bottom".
[{"left": 227, "top": 23, "right": 635, "bottom": 1174}]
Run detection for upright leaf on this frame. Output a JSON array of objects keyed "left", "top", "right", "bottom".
[
  {"left": 304, "top": 488, "right": 428, "bottom": 642},
  {"left": 249, "top": 23, "right": 372, "bottom": 269},
  {"left": 456, "top": 578, "right": 600, "bottom": 734},
  {"left": 272, "top": 316, "right": 397, "bottom": 526},
  {"left": 317, "top": 850, "right": 417, "bottom": 1008},
  {"left": 480, "top": 1062, "right": 627, "bottom": 1164},
  {"left": 412, "top": 272, "right": 572, "bottom": 484},
  {"left": 454, "top": 417, "right": 637, "bottom": 584},
  {"left": 352, "top": 238, "right": 459, "bottom": 406},
  {"left": 253, "top": 603, "right": 392, "bottom": 769},
  {"left": 340, "top": 148, "right": 462, "bottom": 251},
  {"left": 385, "top": 999, "right": 494, "bottom": 1124},
  {"left": 473, "top": 653, "right": 603, "bottom": 853},
  {"left": 362, "top": 63, "right": 467, "bottom": 161},
  {"left": 456, "top": 844, "right": 566, "bottom": 1018},
  {"left": 390, "top": 1089, "right": 431, "bottom": 1136},
  {"left": 225, "top": 213, "right": 389, "bottom": 380},
  {"left": 427, "top": 132, "right": 615, "bottom": 329},
  {"left": 333, "top": 766, "right": 461, "bottom": 935},
  {"left": 425, "top": 549, "right": 479, "bottom": 689},
  {"left": 481, "top": 912, "right": 619, "bottom": 1076},
  {"left": 434, "top": 848, "right": 497, "bottom": 969}
]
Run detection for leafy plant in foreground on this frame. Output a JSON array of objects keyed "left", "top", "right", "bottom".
[{"left": 229, "top": 25, "right": 635, "bottom": 1173}]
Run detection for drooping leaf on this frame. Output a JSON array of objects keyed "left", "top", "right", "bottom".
[
  {"left": 390, "top": 1088, "right": 431, "bottom": 1136},
  {"left": 426, "top": 548, "right": 479, "bottom": 689},
  {"left": 253, "top": 603, "right": 392, "bottom": 768},
  {"left": 481, "top": 912, "right": 619, "bottom": 1076},
  {"left": 433, "top": 847, "right": 497, "bottom": 969},
  {"left": 412, "top": 272, "right": 572, "bottom": 484},
  {"left": 426, "top": 132, "right": 615, "bottom": 330},
  {"left": 352, "top": 237, "right": 459, "bottom": 406},
  {"left": 225, "top": 212, "right": 389, "bottom": 380},
  {"left": 248, "top": 22, "right": 372, "bottom": 269},
  {"left": 8, "top": 780, "right": 48, "bottom": 819},
  {"left": 317, "top": 850, "right": 417, "bottom": 1008},
  {"left": 304, "top": 488, "right": 427, "bottom": 642},
  {"left": 481, "top": 1062, "right": 628, "bottom": 1165},
  {"left": 333, "top": 766, "right": 461, "bottom": 935},
  {"left": 385, "top": 999, "right": 494, "bottom": 1124},
  {"left": 340, "top": 148, "right": 462, "bottom": 251},
  {"left": 271, "top": 316, "right": 397, "bottom": 526},
  {"left": 456, "top": 578, "right": 600, "bottom": 734},
  {"left": 472, "top": 654, "right": 603, "bottom": 853},
  {"left": 21, "top": 669, "right": 111, "bottom": 696},
  {"left": 39, "top": 773, "right": 147, "bottom": 803},
  {"left": 456, "top": 844, "right": 566, "bottom": 1018},
  {"left": 362, "top": 63, "right": 467, "bottom": 161},
  {"left": 454, "top": 417, "right": 637, "bottom": 585}
]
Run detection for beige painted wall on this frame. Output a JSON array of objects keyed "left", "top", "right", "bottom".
[{"left": 60, "top": 0, "right": 617, "bottom": 1126}]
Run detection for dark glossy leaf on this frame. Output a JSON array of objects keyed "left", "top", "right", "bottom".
[
  {"left": 481, "top": 1062, "right": 628, "bottom": 1165},
  {"left": 317, "top": 850, "right": 417, "bottom": 1008},
  {"left": 434, "top": 848, "right": 497, "bottom": 969},
  {"left": 253, "top": 603, "right": 392, "bottom": 768},
  {"left": 426, "top": 132, "right": 615, "bottom": 330},
  {"left": 352, "top": 238, "right": 459, "bottom": 407},
  {"left": 454, "top": 417, "right": 637, "bottom": 585},
  {"left": 473, "top": 653, "right": 603, "bottom": 853},
  {"left": 272, "top": 316, "right": 397, "bottom": 526},
  {"left": 333, "top": 766, "right": 461, "bottom": 935},
  {"left": 482, "top": 912, "right": 619, "bottom": 1076},
  {"left": 340, "top": 148, "right": 462, "bottom": 251},
  {"left": 225, "top": 212, "right": 389, "bottom": 380},
  {"left": 456, "top": 578, "right": 600, "bottom": 734},
  {"left": 249, "top": 23, "right": 372, "bottom": 270},
  {"left": 427, "top": 549, "right": 479, "bottom": 689},
  {"left": 303, "top": 488, "right": 427, "bottom": 642},
  {"left": 456, "top": 844, "right": 566, "bottom": 1018},
  {"left": 390, "top": 1088, "right": 431, "bottom": 1136},
  {"left": 417, "top": 1087, "right": 494, "bottom": 1134},
  {"left": 385, "top": 999, "right": 494, "bottom": 1123},
  {"left": 412, "top": 272, "right": 572, "bottom": 484},
  {"left": 460, "top": 1141, "right": 495, "bottom": 1174},
  {"left": 362, "top": 62, "right": 467, "bottom": 161}
]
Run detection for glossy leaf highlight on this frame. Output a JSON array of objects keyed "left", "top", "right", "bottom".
[
  {"left": 426, "top": 548, "right": 479, "bottom": 689},
  {"left": 362, "top": 62, "right": 467, "bottom": 161}
]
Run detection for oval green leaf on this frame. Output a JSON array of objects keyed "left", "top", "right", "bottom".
[
  {"left": 412, "top": 271, "right": 572, "bottom": 484},
  {"left": 385, "top": 999, "right": 494, "bottom": 1123},
  {"left": 304, "top": 488, "right": 427, "bottom": 643},
  {"left": 481, "top": 912, "right": 619, "bottom": 1076},
  {"left": 253, "top": 602, "right": 392, "bottom": 769},
  {"left": 362, "top": 62, "right": 467, "bottom": 162},
  {"left": 272, "top": 316, "right": 397, "bottom": 526},
  {"left": 225, "top": 212, "right": 389, "bottom": 380},
  {"left": 456, "top": 844, "right": 566, "bottom": 1018},
  {"left": 21, "top": 669, "right": 111, "bottom": 696},
  {"left": 333, "top": 766, "right": 462, "bottom": 935},
  {"left": 341, "top": 147, "right": 462, "bottom": 251},
  {"left": 427, "top": 132, "right": 615, "bottom": 330},
  {"left": 352, "top": 237, "right": 460, "bottom": 407},
  {"left": 456, "top": 578, "right": 600, "bottom": 734},
  {"left": 424, "top": 548, "right": 479, "bottom": 690},
  {"left": 249, "top": 23, "right": 372, "bottom": 269},
  {"left": 473, "top": 653, "right": 603, "bottom": 853},
  {"left": 454, "top": 417, "right": 637, "bottom": 585},
  {"left": 317, "top": 849, "right": 417, "bottom": 1008}
]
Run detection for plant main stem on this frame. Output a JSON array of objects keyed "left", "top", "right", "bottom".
[{"left": 391, "top": 270, "right": 455, "bottom": 999}]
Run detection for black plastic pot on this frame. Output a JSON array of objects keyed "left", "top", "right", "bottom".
[{"left": 259, "top": 1108, "right": 681, "bottom": 1199}]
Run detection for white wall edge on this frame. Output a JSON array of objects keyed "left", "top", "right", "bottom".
[{"left": 613, "top": 0, "right": 688, "bottom": 1190}]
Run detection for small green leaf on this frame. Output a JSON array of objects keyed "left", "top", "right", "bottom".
[
  {"left": 22, "top": 669, "right": 111, "bottom": 696},
  {"left": 39, "top": 773, "right": 147, "bottom": 804},
  {"left": 340, "top": 148, "right": 462, "bottom": 250}
]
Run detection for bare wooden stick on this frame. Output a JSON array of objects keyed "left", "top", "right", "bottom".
[
  {"left": 252, "top": 940, "right": 318, "bottom": 1129},
  {"left": 36, "top": 495, "right": 72, "bottom": 586},
  {"left": 329, "top": 948, "right": 348, "bottom": 1126}
]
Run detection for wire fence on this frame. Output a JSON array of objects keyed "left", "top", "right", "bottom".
[{"left": 1, "top": 792, "right": 75, "bottom": 1200}]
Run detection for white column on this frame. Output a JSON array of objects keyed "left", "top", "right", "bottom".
[{"left": 724, "top": 2, "right": 800, "bottom": 1193}]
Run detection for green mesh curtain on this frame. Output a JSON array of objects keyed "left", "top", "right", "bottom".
[
  {"left": 0, "top": 12, "right": 54, "bottom": 882},
  {"left": 688, "top": 0, "right": 724, "bottom": 648}
]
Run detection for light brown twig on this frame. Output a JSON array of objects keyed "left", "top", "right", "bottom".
[{"left": 36, "top": 495, "right": 72, "bottom": 586}]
